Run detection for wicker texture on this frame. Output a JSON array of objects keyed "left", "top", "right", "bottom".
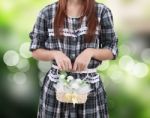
[{"left": 56, "top": 92, "right": 88, "bottom": 104}]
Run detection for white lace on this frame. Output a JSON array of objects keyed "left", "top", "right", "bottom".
[{"left": 48, "top": 26, "right": 100, "bottom": 37}]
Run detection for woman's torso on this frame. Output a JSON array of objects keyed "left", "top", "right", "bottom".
[{"left": 40, "top": 1, "right": 105, "bottom": 68}]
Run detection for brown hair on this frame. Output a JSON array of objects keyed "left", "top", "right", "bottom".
[{"left": 54, "top": 0, "right": 98, "bottom": 43}]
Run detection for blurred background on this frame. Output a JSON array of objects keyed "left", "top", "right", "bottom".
[{"left": 0, "top": 0, "right": 150, "bottom": 118}]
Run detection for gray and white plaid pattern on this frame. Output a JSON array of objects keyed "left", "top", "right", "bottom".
[
  {"left": 29, "top": 1, "right": 118, "bottom": 118},
  {"left": 29, "top": 1, "right": 118, "bottom": 69}
]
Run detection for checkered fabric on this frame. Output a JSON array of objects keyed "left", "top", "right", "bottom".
[
  {"left": 29, "top": 1, "right": 118, "bottom": 69},
  {"left": 29, "top": 1, "right": 118, "bottom": 118}
]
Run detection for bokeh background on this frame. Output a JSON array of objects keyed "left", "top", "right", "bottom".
[{"left": 0, "top": 0, "right": 150, "bottom": 118}]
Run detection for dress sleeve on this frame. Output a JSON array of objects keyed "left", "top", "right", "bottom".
[
  {"left": 29, "top": 9, "right": 48, "bottom": 52},
  {"left": 100, "top": 6, "right": 118, "bottom": 60}
]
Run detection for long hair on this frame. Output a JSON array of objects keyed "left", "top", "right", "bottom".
[{"left": 54, "top": 0, "right": 98, "bottom": 43}]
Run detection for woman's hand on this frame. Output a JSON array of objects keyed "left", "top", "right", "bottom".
[
  {"left": 72, "top": 48, "right": 93, "bottom": 72},
  {"left": 52, "top": 51, "right": 72, "bottom": 71}
]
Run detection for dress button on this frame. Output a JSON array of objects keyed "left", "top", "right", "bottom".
[{"left": 71, "top": 54, "right": 75, "bottom": 58}]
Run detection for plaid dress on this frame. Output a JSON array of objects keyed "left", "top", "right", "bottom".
[{"left": 29, "top": 1, "right": 118, "bottom": 118}]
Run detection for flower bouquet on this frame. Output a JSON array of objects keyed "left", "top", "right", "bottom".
[{"left": 53, "top": 71, "right": 92, "bottom": 105}]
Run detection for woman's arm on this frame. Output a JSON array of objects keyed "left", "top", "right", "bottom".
[
  {"left": 73, "top": 6, "right": 118, "bottom": 71},
  {"left": 31, "top": 49, "right": 72, "bottom": 71},
  {"left": 85, "top": 48, "right": 114, "bottom": 60},
  {"left": 31, "top": 49, "right": 55, "bottom": 61},
  {"left": 72, "top": 48, "right": 113, "bottom": 72}
]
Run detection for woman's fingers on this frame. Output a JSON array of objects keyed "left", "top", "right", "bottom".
[
  {"left": 72, "top": 51, "right": 91, "bottom": 72},
  {"left": 57, "top": 63, "right": 62, "bottom": 70},
  {"left": 72, "top": 62, "right": 77, "bottom": 72},
  {"left": 77, "top": 63, "right": 86, "bottom": 72},
  {"left": 79, "top": 63, "right": 85, "bottom": 71},
  {"left": 63, "top": 59, "right": 71, "bottom": 71},
  {"left": 68, "top": 59, "right": 72, "bottom": 71},
  {"left": 73, "top": 59, "right": 86, "bottom": 72},
  {"left": 54, "top": 51, "right": 72, "bottom": 71}
]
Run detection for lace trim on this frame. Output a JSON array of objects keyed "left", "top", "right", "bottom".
[{"left": 48, "top": 26, "right": 100, "bottom": 37}]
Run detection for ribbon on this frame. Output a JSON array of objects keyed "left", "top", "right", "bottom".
[{"left": 64, "top": 92, "right": 78, "bottom": 105}]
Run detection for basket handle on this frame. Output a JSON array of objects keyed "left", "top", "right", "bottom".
[{"left": 82, "top": 70, "right": 90, "bottom": 82}]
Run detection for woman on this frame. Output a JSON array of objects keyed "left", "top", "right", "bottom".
[{"left": 29, "top": 0, "right": 118, "bottom": 117}]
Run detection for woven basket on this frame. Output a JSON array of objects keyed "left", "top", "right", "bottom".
[{"left": 56, "top": 92, "right": 88, "bottom": 104}]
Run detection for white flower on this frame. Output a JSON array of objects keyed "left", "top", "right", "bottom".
[
  {"left": 75, "top": 78, "right": 82, "bottom": 84},
  {"left": 59, "top": 74, "right": 66, "bottom": 79},
  {"left": 71, "top": 83, "right": 80, "bottom": 89},
  {"left": 67, "top": 76, "right": 74, "bottom": 82},
  {"left": 78, "top": 85, "right": 92, "bottom": 93}
]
